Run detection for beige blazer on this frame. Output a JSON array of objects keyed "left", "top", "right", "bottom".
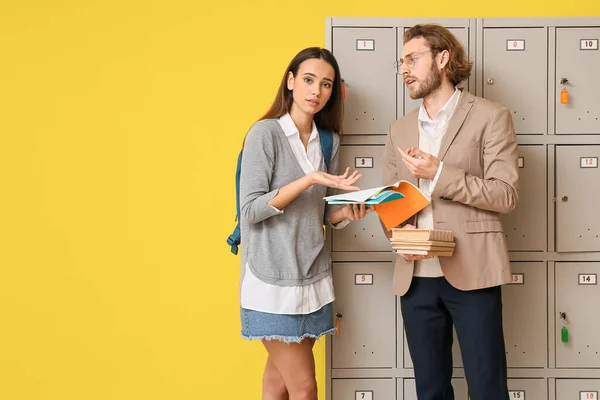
[{"left": 382, "top": 90, "right": 519, "bottom": 296}]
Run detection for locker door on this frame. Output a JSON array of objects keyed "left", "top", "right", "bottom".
[
  {"left": 483, "top": 28, "right": 547, "bottom": 135},
  {"left": 403, "top": 27, "right": 470, "bottom": 115},
  {"left": 501, "top": 145, "right": 547, "bottom": 251},
  {"left": 556, "top": 379, "right": 600, "bottom": 400},
  {"left": 555, "top": 262, "right": 600, "bottom": 368},
  {"left": 556, "top": 28, "right": 600, "bottom": 134},
  {"left": 502, "top": 262, "right": 547, "bottom": 368},
  {"left": 332, "top": 378, "right": 395, "bottom": 400},
  {"left": 403, "top": 378, "right": 467, "bottom": 400},
  {"left": 507, "top": 379, "right": 547, "bottom": 400},
  {"left": 332, "top": 262, "right": 396, "bottom": 368},
  {"left": 555, "top": 145, "right": 600, "bottom": 252},
  {"left": 403, "top": 327, "right": 463, "bottom": 368},
  {"left": 333, "top": 28, "right": 397, "bottom": 135},
  {"left": 332, "top": 145, "right": 390, "bottom": 252}
]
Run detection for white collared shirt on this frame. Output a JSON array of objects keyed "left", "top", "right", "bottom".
[
  {"left": 414, "top": 88, "right": 461, "bottom": 277},
  {"left": 240, "top": 113, "right": 335, "bottom": 314}
]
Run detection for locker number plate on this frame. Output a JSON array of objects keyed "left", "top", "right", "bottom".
[
  {"left": 355, "top": 274, "right": 373, "bottom": 285},
  {"left": 518, "top": 157, "right": 524, "bottom": 168},
  {"left": 507, "top": 40, "right": 525, "bottom": 51},
  {"left": 510, "top": 273, "right": 524, "bottom": 285},
  {"left": 580, "top": 392, "right": 598, "bottom": 400},
  {"left": 355, "top": 391, "right": 373, "bottom": 400},
  {"left": 355, "top": 157, "right": 374, "bottom": 168},
  {"left": 580, "top": 39, "right": 599, "bottom": 50},
  {"left": 356, "top": 40, "right": 375, "bottom": 51},
  {"left": 509, "top": 391, "right": 525, "bottom": 399},
  {"left": 579, "top": 274, "right": 597, "bottom": 285},
  {"left": 580, "top": 157, "right": 598, "bottom": 168}
]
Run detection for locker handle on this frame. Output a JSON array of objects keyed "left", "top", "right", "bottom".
[{"left": 561, "top": 196, "right": 569, "bottom": 202}]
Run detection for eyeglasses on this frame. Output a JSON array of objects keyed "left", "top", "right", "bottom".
[{"left": 394, "top": 50, "right": 433, "bottom": 73}]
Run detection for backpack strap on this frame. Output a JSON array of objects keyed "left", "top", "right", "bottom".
[
  {"left": 318, "top": 128, "right": 334, "bottom": 170},
  {"left": 226, "top": 150, "right": 243, "bottom": 255}
]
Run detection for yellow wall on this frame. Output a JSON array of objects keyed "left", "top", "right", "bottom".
[{"left": 0, "top": 1, "right": 599, "bottom": 399}]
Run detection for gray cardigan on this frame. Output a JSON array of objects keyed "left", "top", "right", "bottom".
[{"left": 240, "top": 119, "right": 340, "bottom": 286}]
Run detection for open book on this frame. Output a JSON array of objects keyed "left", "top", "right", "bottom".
[
  {"left": 324, "top": 180, "right": 431, "bottom": 231},
  {"left": 325, "top": 187, "right": 404, "bottom": 205}
]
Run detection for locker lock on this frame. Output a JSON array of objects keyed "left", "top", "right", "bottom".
[
  {"left": 561, "top": 196, "right": 569, "bottom": 202},
  {"left": 335, "top": 313, "right": 343, "bottom": 336},
  {"left": 486, "top": 78, "right": 494, "bottom": 85},
  {"left": 559, "top": 312, "right": 567, "bottom": 320}
]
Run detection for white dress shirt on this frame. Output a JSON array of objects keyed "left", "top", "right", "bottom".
[
  {"left": 414, "top": 88, "right": 461, "bottom": 277},
  {"left": 240, "top": 113, "right": 338, "bottom": 314}
]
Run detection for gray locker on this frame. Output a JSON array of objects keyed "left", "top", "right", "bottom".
[
  {"left": 556, "top": 379, "right": 600, "bottom": 399},
  {"left": 332, "top": 262, "right": 396, "bottom": 368},
  {"left": 332, "top": 145, "right": 391, "bottom": 252},
  {"left": 403, "top": 327, "right": 463, "bottom": 368},
  {"left": 332, "top": 378, "right": 395, "bottom": 400},
  {"left": 332, "top": 28, "right": 397, "bottom": 135},
  {"left": 502, "top": 262, "right": 547, "bottom": 368},
  {"left": 501, "top": 145, "right": 547, "bottom": 251},
  {"left": 483, "top": 28, "right": 547, "bottom": 135},
  {"left": 403, "top": 378, "right": 467, "bottom": 400},
  {"left": 555, "top": 146, "right": 600, "bottom": 252},
  {"left": 506, "top": 379, "right": 547, "bottom": 400},
  {"left": 556, "top": 28, "right": 600, "bottom": 134},
  {"left": 404, "top": 27, "right": 470, "bottom": 115},
  {"left": 555, "top": 262, "right": 600, "bottom": 368}
]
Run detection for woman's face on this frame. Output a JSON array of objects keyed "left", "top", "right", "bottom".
[{"left": 287, "top": 58, "right": 335, "bottom": 116}]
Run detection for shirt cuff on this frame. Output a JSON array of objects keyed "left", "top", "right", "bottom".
[
  {"left": 269, "top": 205, "right": 284, "bottom": 214},
  {"left": 331, "top": 218, "right": 350, "bottom": 229},
  {"left": 429, "top": 161, "right": 443, "bottom": 193}
]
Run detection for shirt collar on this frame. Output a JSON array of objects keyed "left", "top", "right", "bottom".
[
  {"left": 279, "top": 113, "right": 319, "bottom": 141},
  {"left": 418, "top": 87, "right": 462, "bottom": 125}
]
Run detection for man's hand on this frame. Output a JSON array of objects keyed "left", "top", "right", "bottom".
[
  {"left": 397, "top": 147, "right": 440, "bottom": 180},
  {"left": 397, "top": 224, "right": 434, "bottom": 261}
]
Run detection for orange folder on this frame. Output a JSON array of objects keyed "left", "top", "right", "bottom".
[{"left": 374, "top": 181, "right": 430, "bottom": 231}]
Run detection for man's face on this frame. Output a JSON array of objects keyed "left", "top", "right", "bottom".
[{"left": 400, "top": 37, "right": 443, "bottom": 100}]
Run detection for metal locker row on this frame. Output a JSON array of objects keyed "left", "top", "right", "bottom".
[
  {"left": 331, "top": 378, "right": 574, "bottom": 399},
  {"left": 333, "top": 26, "right": 600, "bottom": 136},
  {"left": 331, "top": 144, "right": 600, "bottom": 253},
  {"left": 481, "top": 26, "right": 600, "bottom": 135},
  {"left": 331, "top": 262, "right": 600, "bottom": 370},
  {"left": 332, "top": 25, "right": 472, "bottom": 135}
]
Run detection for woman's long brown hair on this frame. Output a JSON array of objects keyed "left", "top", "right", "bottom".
[{"left": 260, "top": 47, "right": 344, "bottom": 136}]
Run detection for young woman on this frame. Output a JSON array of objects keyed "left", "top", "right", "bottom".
[{"left": 239, "top": 47, "right": 373, "bottom": 400}]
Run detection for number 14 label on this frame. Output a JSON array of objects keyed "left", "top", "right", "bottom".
[{"left": 581, "top": 392, "right": 598, "bottom": 400}]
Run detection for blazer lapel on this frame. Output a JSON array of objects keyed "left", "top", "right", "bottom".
[{"left": 437, "top": 91, "right": 475, "bottom": 161}]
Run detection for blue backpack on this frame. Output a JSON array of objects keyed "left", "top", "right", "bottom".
[{"left": 226, "top": 128, "right": 334, "bottom": 255}]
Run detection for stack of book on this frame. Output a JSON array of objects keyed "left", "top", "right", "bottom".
[{"left": 390, "top": 229, "right": 455, "bottom": 257}]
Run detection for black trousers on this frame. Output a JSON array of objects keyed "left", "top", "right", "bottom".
[{"left": 401, "top": 277, "right": 509, "bottom": 400}]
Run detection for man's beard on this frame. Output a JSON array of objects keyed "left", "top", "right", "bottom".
[{"left": 409, "top": 64, "right": 443, "bottom": 100}]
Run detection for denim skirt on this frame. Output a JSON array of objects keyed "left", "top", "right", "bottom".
[{"left": 241, "top": 302, "right": 336, "bottom": 344}]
